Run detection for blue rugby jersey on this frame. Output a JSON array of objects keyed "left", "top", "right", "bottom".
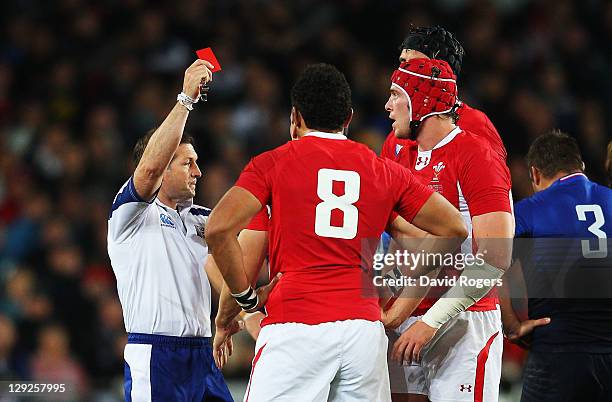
[{"left": 514, "top": 173, "right": 612, "bottom": 352}]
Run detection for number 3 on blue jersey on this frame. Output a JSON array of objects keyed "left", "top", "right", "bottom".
[
  {"left": 315, "top": 169, "right": 360, "bottom": 239},
  {"left": 575, "top": 204, "right": 607, "bottom": 258}
]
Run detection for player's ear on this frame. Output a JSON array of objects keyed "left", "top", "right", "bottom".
[
  {"left": 293, "top": 107, "right": 305, "bottom": 128},
  {"left": 343, "top": 108, "right": 353, "bottom": 129},
  {"left": 290, "top": 107, "right": 300, "bottom": 140},
  {"left": 529, "top": 166, "right": 541, "bottom": 186},
  {"left": 341, "top": 108, "right": 353, "bottom": 137}
]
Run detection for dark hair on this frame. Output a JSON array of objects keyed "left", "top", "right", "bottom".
[
  {"left": 400, "top": 26, "right": 465, "bottom": 76},
  {"left": 290, "top": 63, "right": 352, "bottom": 132},
  {"left": 441, "top": 109, "right": 459, "bottom": 124},
  {"left": 132, "top": 128, "right": 195, "bottom": 166},
  {"left": 526, "top": 130, "right": 584, "bottom": 178}
]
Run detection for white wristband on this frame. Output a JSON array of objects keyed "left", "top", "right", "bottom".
[
  {"left": 232, "top": 286, "right": 259, "bottom": 312},
  {"left": 421, "top": 261, "right": 505, "bottom": 329},
  {"left": 177, "top": 92, "right": 198, "bottom": 111}
]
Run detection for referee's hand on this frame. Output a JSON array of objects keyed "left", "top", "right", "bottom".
[{"left": 182, "top": 59, "right": 214, "bottom": 100}]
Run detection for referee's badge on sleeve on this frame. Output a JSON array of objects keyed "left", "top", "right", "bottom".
[{"left": 194, "top": 224, "right": 205, "bottom": 239}]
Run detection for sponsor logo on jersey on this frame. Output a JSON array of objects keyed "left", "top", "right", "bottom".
[
  {"left": 459, "top": 384, "right": 473, "bottom": 393},
  {"left": 160, "top": 213, "right": 176, "bottom": 229},
  {"left": 415, "top": 154, "right": 431, "bottom": 170}
]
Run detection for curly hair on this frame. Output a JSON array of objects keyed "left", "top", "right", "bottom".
[{"left": 290, "top": 63, "right": 352, "bottom": 132}]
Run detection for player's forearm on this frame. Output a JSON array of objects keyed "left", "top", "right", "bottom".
[
  {"left": 498, "top": 279, "right": 522, "bottom": 335},
  {"left": 207, "top": 233, "right": 250, "bottom": 295},
  {"left": 238, "top": 229, "right": 269, "bottom": 286},
  {"left": 216, "top": 284, "right": 243, "bottom": 328},
  {"left": 387, "top": 215, "right": 429, "bottom": 239},
  {"left": 420, "top": 260, "right": 504, "bottom": 329},
  {"left": 472, "top": 211, "right": 515, "bottom": 270},
  {"left": 383, "top": 297, "right": 425, "bottom": 329},
  {"left": 409, "top": 192, "right": 469, "bottom": 239},
  {"left": 214, "top": 230, "right": 267, "bottom": 328},
  {"left": 391, "top": 232, "right": 464, "bottom": 278}
]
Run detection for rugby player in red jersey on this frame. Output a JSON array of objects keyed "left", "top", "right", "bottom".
[
  {"left": 206, "top": 63, "right": 468, "bottom": 401},
  {"left": 383, "top": 58, "right": 514, "bottom": 402}
]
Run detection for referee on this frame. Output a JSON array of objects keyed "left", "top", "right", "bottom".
[{"left": 107, "top": 59, "right": 233, "bottom": 401}]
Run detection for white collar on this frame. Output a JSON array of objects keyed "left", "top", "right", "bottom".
[
  {"left": 418, "top": 126, "right": 462, "bottom": 152},
  {"left": 304, "top": 131, "right": 347, "bottom": 140},
  {"left": 559, "top": 173, "right": 587, "bottom": 181},
  {"left": 155, "top": 198, "right": 194, "bottom": 211}
]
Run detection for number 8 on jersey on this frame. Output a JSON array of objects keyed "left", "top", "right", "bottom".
[{"left": 315, "top": 168, "right": 361, "bottom": 239}]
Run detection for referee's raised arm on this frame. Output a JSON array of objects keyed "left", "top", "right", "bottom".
[{"left": 133, "top": 59, "right": 214, "bottom": 200}]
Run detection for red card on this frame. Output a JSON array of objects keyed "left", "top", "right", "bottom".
[{"left": 196, "top": 47, "right": 222, "bottom": 72}]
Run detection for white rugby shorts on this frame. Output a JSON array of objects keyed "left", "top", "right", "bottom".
[
  {"left": 388, "top": 308, "right": 502, "bottom": 402},
  {"left": 244, "top": 319, "right": 391, "bottom": 402}
]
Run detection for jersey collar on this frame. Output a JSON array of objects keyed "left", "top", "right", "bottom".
[
  {"left": 558, "top": 172, "right": 587, "bottom": 183},
  {"left": 418, "top": 126, "right": 462, "bottom": 151},
  {"left": 155, "top": 197, "right": 194, "bottom": 211},
  {"left": 304, "top": 131, "right": 347, "bottom": 140}
]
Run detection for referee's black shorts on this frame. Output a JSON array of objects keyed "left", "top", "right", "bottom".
[{"left": 521, "top": 350, "right": 612, "bottom": 402}]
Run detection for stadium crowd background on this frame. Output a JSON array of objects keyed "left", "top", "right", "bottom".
[{"left": 0, "top": 0, "right": 610, "bottom": 400}]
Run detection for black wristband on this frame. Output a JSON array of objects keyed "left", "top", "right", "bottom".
[{"left": 232, "top": 287, "right": 258, "bottom": 311}]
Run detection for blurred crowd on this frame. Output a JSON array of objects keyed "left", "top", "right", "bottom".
[{"left": 0, "top": 0, "right": 610, "bottom": 399}]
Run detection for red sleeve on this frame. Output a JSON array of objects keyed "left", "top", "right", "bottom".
[
  {"left": 458, "top": 141, "right": 512, "bottom": 217},
  {"left": 484, "top": 118, "right": 507, "bottom": 161},
  {"left": 458, "top": 104, "right": 507, "bottom": 161},
  {"left": 380, "top": 131, "right": 396, "bottom": 159},
  {"left": 235, "top": 150, "right": 276, "bottom": 207},
  {"left": 246, "top": 207, "right": 270, "bottom": 231},
  {"left": 389, "top": 162, "right": 434, "bottom": 222}
]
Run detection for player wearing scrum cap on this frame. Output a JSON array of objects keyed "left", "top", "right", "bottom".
[
  {"left": 381, "top": 26, "right": 507, "bottom": 164},
  {"left": 383, "top": 59, "right": 514, "bottom": 402}
]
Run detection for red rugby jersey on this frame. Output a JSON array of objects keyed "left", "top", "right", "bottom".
[
  {"left": 395, "top": 127, "right": 512, "bottom": 315},
  {"left": 235, "top": 132, "right": 434, "bottom": 326},
  {"left": 246, "top": 207, "right": 269, "bottom": 231}
]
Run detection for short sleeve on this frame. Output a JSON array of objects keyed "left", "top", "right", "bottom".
[
  {"left": 235, "top": 151, "right": 276, "bottom": 207},
  {"left": 391, "top": 162, "right": 434, "bottom": 222},
  {"left": 246, "top": 206, "right": 270, "bottom": 231},
  {"left": 108, "top": 177, "right": 155, "bottom": 243},
  {"left": 458, "top": 143, "right": 512, "bottom": 217},
  {"left": 513, "top": 200, "right": 532, "bottom": 237}
]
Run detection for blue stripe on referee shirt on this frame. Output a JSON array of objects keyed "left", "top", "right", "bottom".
[
  {"left": 190, "top": 207, "right": 211, "bottom": 217},
  {"left": 109, "top": 177, "right": 157, "bottom": 218}
]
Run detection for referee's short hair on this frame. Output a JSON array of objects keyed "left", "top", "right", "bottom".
[
  {"left": 527, "top": 130, "right": 584, "bottom": 178},
  {"left": 133, "top": 129, "right": 195, "bottom": 166}
]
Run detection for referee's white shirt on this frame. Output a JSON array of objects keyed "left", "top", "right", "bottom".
[{"left": 107, "top": 177, "right": 212, "bottom": 337}]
